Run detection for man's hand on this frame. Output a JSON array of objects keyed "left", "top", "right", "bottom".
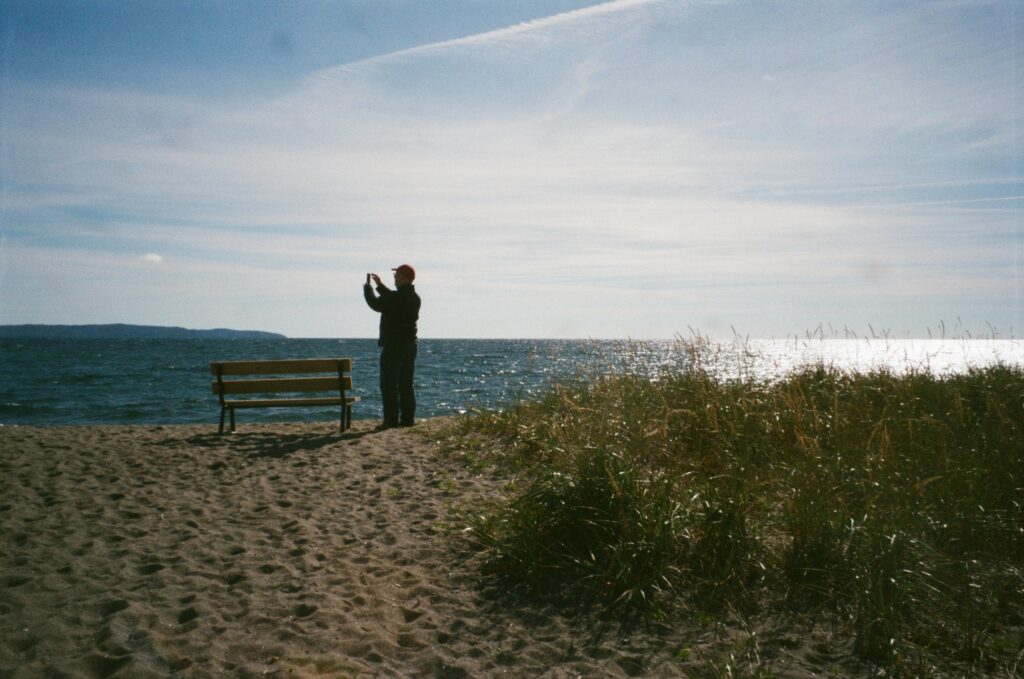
[{"left": 370, "top": 273, "right": 382, "bottom": 286}]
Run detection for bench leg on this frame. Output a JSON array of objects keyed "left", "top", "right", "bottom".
[
  {"left": 219, "top": 408, "right": 226, "bottom": 434},
  {"left": 229, "top": 408, "right": 236, "bottom": 433}
]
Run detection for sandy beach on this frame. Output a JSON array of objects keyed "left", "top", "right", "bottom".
[{"left": 1, "top": 419, "right": 868, "bottom": 678}]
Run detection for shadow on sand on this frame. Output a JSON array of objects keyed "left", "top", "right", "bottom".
[{"left": 170, "top": 427, "right": 372, "bottom": 458}]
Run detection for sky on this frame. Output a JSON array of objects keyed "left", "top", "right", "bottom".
[{"left": 1, "top": 0, "right": 1021, "bottom": 339}]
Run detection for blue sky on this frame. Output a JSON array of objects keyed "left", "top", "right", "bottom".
[{"left": 1, "top": 0, "right": 1021, "bottom": 339}]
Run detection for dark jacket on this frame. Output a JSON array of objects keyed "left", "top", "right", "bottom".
[{"left": 363, "top": 283, "right": 420, "bottom": 346}]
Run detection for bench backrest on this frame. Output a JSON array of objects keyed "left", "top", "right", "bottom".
[{"left": 211, "top": 358, "right": 353, "bottom": 397}]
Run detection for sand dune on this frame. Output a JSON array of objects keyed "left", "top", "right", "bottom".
[{"left": 1, "top": 419, "right": 855, "bottom": 677}]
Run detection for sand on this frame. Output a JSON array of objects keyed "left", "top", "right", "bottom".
[{"left": 1, "top": 419, "right": 866, "bottom": 678}]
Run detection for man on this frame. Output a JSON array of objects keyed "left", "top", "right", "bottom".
[{"left": 363, "top": 264, "right": 421, "bottom": 430}]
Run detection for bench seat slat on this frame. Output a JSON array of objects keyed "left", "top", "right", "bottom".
[
  {"left": 212, "top": 376, "right": 352, "bottom": 395},
  {"left": 211, "top": 358, "right": 352, "bottom": 376},
  {"left": 225, "top": 396, "right": 360, "bottom": 408}
]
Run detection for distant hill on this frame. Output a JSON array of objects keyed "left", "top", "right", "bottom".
[{"left": 0, "top": 324, "right": 287, "bottom": 340}]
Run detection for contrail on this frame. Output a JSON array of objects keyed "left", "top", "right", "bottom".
[{"left": 307, "top": 0, "right": 677, "bottom": 83}]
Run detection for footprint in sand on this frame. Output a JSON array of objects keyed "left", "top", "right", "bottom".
[
  {"left": 293, "top": 603, "right": 317, "bottom": 618},
  {"left": 425, "top": 658, "right": 470, "bottom": 679},
  {"left": 5, "top": 575, "right": 32, "bottom": 588},
  {"left": 168, "top": 657, "right": 193, "bottom": 672},
  {"left": 616, "top": 655, "right": 648, "bottom": 677},
  {"left": 177, "top": 607, "right": 199, "bottom": 624},
  {"left": 401, "top": 607, "right": 424, "bottom": 623},
  {"left": 137, "top": 563, "right": 164, "bottom": 576},
  {"left": 97, "top": 599, "right": 129, "bottom": 617},
  {"left": 224, "top": 572, "right": 246, "bottom": 586},
  {"left": 397, "top": 632, "right": 425, "bottom": 649},
  {"left": 82, "top": 653, "right": 132, "bottom": 678},
  {"left": 7, "top": 632, "right": 40, "bottom": 653}
]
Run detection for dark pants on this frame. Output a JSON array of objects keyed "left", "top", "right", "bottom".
[{"left": 380, "top": 340, "right": 417, "bottom": 426}]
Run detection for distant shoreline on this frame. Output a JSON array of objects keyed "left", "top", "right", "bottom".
[{"left": 0, "top": 324, "right": 286, "bottom": 340}]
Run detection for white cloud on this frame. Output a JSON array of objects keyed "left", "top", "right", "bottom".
[{"left": 140, "top": 253, "right": 163, "bottom": 264}]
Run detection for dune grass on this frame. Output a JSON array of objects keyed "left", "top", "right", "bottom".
[{"left": 449, "top": 339, "right": 1023, "bottom": 673}]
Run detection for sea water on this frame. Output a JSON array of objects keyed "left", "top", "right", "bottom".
[{"left": 0, "top": 338, "right": 1020, "bottom": 426}]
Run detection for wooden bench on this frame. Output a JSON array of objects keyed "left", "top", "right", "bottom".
[{"left": 211, "top": 358, "right": 359, "bottom": 433}]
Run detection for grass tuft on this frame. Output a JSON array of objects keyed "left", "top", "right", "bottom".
[{"left": 450, "top": 338, "right": 1024, "bottom": 671}]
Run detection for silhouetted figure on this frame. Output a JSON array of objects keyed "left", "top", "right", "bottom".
[{"left": 363, "top": 264, "right": 421, "bottom": 429}]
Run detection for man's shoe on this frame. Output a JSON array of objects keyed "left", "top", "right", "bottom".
[{"left": 373, "top": 422, "right": 397, "bottom": 432}]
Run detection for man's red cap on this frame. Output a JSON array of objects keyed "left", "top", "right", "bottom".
[{"left": 392, "top": 264, "right": 415, "bottom": 280}]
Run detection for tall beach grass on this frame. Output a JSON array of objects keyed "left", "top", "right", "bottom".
[{"left": 449, "top": 338, "right": 1023, "bottom": 673}]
